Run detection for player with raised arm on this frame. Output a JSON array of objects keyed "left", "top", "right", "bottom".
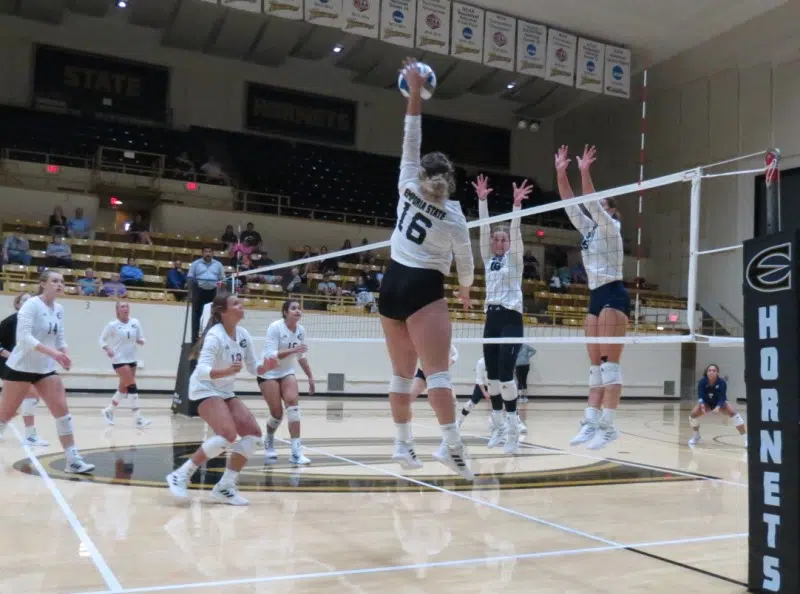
[
  {"left": 0, "top": 271, "right": 94, "bottom": 473},
  {"left": 100, "top": 302, "right": 150, "bottom": 428},
  {"left": 688, "top": 364, "right": 747, "bottom": 448},
  {"left": 166, "top": 294, "right": 274, "bottom": 505},
  {"left": 555, "top": 145, "right": 630, "bottom": 450},
  {"left": 472, "top": 174, "right": 533, "bottom": 455},
  {"left": 259, "top": 300, "right": 316, "bottom": 465},
  {"left": 378, "top": 58, "right": 475, "bottom": 480}
]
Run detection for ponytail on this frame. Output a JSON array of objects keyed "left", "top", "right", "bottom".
[{"left": 190, "top": 293, "right": 230, "bottom": 359}]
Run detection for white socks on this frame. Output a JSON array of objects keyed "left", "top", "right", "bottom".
[{"left": 395, "top": 422, "right": 412, "bottom": 444}]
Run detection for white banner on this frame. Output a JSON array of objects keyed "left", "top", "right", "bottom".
[
  {"left": 342, "top": 0, "right": 380, "bottom": 38},
  {"left": 450, "top": 2, "right": 484, "bottom": 63},
  {"left": 380, "top": 0, "right": 416, "bottom": 48},
  {"left": 416, "top": 0, "right": 451, "bottom": 56},
  {"left": 482, "top": 11, "right": 515, "bottom": 71},
  {"left": 544, "top": 28, "right": 576, "bottom": 87},
  {"left": 515, "top": 20, "right": 546, "bottom": 77},
  {"left": 604, "top": 45, "right": 632, "bottom": 98},
  {"left": 265, "top": 0, "right": 303, "bottom": 19},
  {"left": 575, "top": 38, "right": 605, "bottom": 93},
  {"left": 221, "top": 0, "right": 262, "bottom": 11},
  {"left": 306, "top": 0, "right": 343, "bottom": 28}
]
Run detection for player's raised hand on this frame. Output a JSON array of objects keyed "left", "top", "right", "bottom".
[
  {"left": 512, "top": 179, "right": 533, "bottom": 207},
  {"left": 577, "top": 145, "right": 597, "bottom": 171},
  {"left": 554, "top": 145, "right": 571, "bottom": 173},
  {"left": 472, "top": 174, "right": 493, "bottom": 201}
]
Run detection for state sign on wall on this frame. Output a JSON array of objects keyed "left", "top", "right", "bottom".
[
  {"left": 306, "top": 0, "right": 343, "bottom": 28},
  {"left": 515, "top": 20, "right": 546, "bottom": 78},
  {"left": 221, "top": 0, "right": 263, "bottom": 11},
  {"left": 342, "top": 0, "right": 380, "bottom": 39},
  {"left": 483, "top": 11, "right": 515, "bottom": 72},
  {"left": 416, "top": 0, "right": 451, "bottom": 56},
  {"left": 604, "top": 45, "right": 632, "bottom": 98},
  {"left": 450, "top": 2, "right": 484, "bottom": 64},
  {"left": 380, "top": 0, "right": 416, "bottom": 48},
  {"left": 265, "top": 0, "right": 303, "bottom": 19},
  {"left": 575, "top": 38, "right": 605, "bottom": 93},
  {"left": 544, "top": 28, "right": 577, "bottom": 87}
]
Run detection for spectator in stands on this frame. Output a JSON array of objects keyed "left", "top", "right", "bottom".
[
  {"left": 128, "top": 214, "right": 153, "bottom": 245},
  {"left": 523, "top": 249, "right": 539, "bottom": 280},
  {"left": 339, "top": 239, "right": 358, "bottom": 264},
  {"left": 239, "top": 223, "right": 262, "bottom": 248},
  {"left": 252, "top": 251, "right": 280, "bottom": 284},
  {"left": 2, "top": 226, "right": 31, "bottom": 266},
  {"left": 48, "top": 206, "right": 68, "bottom": 237},
  {"left": 282, "top": 267, "right": 302, "bottom": 293},
  {"left": 77, "top": 268, "right": 102, "bottom": 296},
  {"left": 45, "top": 235, "right": 72, "bottom": 268},
  {"left": 357, "top": 238, "right": 372, "bottom": 264},
  {"left": 317, "top": 270, "right": 337, "bottom": 297},
  {"left": 549, "top": 272, "right": 566, "bottom": 294},
  {"left": 571, "top": 262, "right": 587, "bottom": 284},
  {"left": 231, "top": 235, "right": 256, "bottom": 267},
  {"left": 67, "top": 208, "right": 92, "bottom": 239},
  {"left": 187, "top": 246, "right": 226, "bottom": 342},
  {"left": 175, "top": 152, "right": 196, "bottom": 179},
  {"left": 200, "top": 156, "right": 229, "bottom": 184},
  {"left": 166, "top": 260, "right": 187, "bottom": 301},
  {"left": 120, "top": 257, "right": 144, "bottom": 286},
  {"left": 557, "top": 265, "right": 572, "bottom": 288},
  {"left": 298, "top": 245, "right": 317, "bottom": 282},
  {"left": 103, "top": 273, "right": 127, "bottom": 298},
  {"left": 318, "top": 246, "right": 338, "bottom": 274},
  {"left": 221, "top": 225, "right": 238, "bottom": 251}
]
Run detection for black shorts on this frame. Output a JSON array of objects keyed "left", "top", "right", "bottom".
[
  {"left": 483, "top": 305, "right": 524, "bottom": 381},
  {"left": 189, "top": 394, "right": 238, "bottom": 416},
  {"left": 415, "top": 368, "right": 426, "bottom": 381},
  {"left": 379, "top": 260, "right": 445, "bottom": 321},
  {"left": 2, "top": 367, "right": 57, "bottom": 384},
  {"left": 588, "top": 280, "right": 631, "bottom": 317},
  {"left": 112, "top": 362, "right": 137, "bottom": 370}
]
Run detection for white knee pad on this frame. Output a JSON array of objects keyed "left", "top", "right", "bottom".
[
  {"left": 55, "top": 414, "right": 73, "bottom": 436},
  {"left": 20, "top": 398, "right": 39, "bottom": 416},
  {"left": 689, "top": 415, "right": 699, "bottom": 429},
  {"left": 589, "top": 365, "right": 603, "bottom": 388},
  {"left": 426, "top": 371, "right": 452, "bottom": 390},
  {"left": 266, "top": 415, "right": 282, "bottom": 431},
  {"left": 488, "top": 379, "right": 501, "bottom": 396},
  {"left": 389, "top": 375, "right": 413, "bottom": 394},
  {"left": 201, "top": 434, "right": 232, "bottom": 459},
  {"left": 600, "top": 362, "right": 622, "bottom": 386},
  {"left": 231, "top": 435, "right": 263, "bottom": 458},
  {"left": 500, "top": 380, "right": 518, "bottom": 402},
  {"left": 733, "top": 413, "right": 745, "bottom": 426},
  {"left": 286, "top": 405, "right": 301, "bottom": 423}
]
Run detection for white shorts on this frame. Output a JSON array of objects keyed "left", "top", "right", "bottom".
[{"left": 189, "top": 378, "right": 237, "bottom": 402}]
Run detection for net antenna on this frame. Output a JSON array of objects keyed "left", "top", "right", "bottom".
[{"left": 765, "top": 148, "right": 782, "bottom": 234}]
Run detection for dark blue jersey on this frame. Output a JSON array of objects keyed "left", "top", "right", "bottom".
[{"left": 697, "top": 376, "right": 727, "bottom": 408}]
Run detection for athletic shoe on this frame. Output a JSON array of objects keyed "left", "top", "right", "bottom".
[
  {"left": 569, "top": 422, "right": 597, "bottom": 446},
  {"left": 210, "top": 482, "right": 248, "bottom": 506},
  {"left": 441, "top": 442, "right": 475, "bottom": 481},
  {"left": 392, "top": 441, "right": 423, "bottom": 470},
  {"left": 586, "top": 426, "right": 621, "bottom": 451},
  {"left": 65, "top": 457, "right": 95, "bottom": 474},
  {"left": 102, "top": 408, "right": 115, "bottom": 426},
  {"left": 25, "top": 434, "right": 49, "bottom": 447},
  {"left": 688, "top": 433, "right": 701, "bottom": 447},
  {"left": 166, "top": 470, "right": 189, "bottom": 499}
]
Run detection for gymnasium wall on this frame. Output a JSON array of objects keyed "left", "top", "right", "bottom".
[{"left": 0, "top": 294, "right": 682, "bottom": 398}]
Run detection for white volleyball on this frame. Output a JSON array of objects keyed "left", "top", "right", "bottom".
[{"left": 398, "top": 62, "right": 437, "bottom": 100}]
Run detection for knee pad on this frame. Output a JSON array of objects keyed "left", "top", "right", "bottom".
[
  {"left": 689, "top": 415, "right": 699, "bottom": 429},
  {"left": 488, "top": 379, "right": 501, "bottom": 396},
  {"left": 231, "top": 435, "right": 263, "bottom": 458},
  {"left": 127, "top": 383, "right": 138, "bottom": 394},
  {"left": 286, "top": 405, "right": 301, "bottom": 423},
  {"left": 426, "top": 371, "right": 452, "bottom": 391},
  {"left": 589, "top": 366, "right": 603, "bottom": 388},
  {"left": 201, "top": 434, "right": 232, "bottom": 459},
  {"left": 56, "top": 414, "right": 73, "bottom": 436},
  {"left": 600, "top": 362, "right": 622, "bottom": 386},
  {"left": 20, "top": 398, "right": 39, "bottom": 416},
  {"left": 500, "top": 380, "right": 518, "bottom": 402},
  {"left": 266, "top": 415, "right": 282, "bottom": 431},
  {"left": 733, "top": 413, "right": 745, "bottom": 426},
  {"left": 389, "top": 375, "right": 413, "bottom": 394},
  {"left": 127, "top": 392, "right": 140, "bottom": 409}
]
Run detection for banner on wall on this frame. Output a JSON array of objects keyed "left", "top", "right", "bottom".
[
  {"left": 483, "top": 11, "right": 515, "bottom": 71},
  {"left": 575, "top": 38, "right": 605, "bottom": 93},
  {"left": 604, "top": 45, "right": 632, "bottom": 98},
  {"left": 380, "top": 0, "right": 416, "bottom": 48},
  {"left": 416, "top": 0, "right": 451, "bottom": 56},
  {"left": 221, "top": 0, "right": 263, "bottom": 11},
  {"left": 265, "top": 0, "right": 303, "bottom": 19},
  {"left": 305, "top": 0, "right": 343, "bottom": 28},
  {"left": 450, "top": 2, "right": 484, "bottom": 63},
  {"left": 515, "top": 20, "right": 546, "bottom": 78},
  {"left": 544, "top": 29, "right": 577, "bottom": 87},
  {"left": 342, "top": 0, "right": 380, "bottom": 38}
]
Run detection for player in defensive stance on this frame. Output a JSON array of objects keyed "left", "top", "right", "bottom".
[
  {"left": 473, "top": 174, "right": 533, "bottom": 454},
  {"left": 100, "top": 302, "right": 150, "bottom": 428},
  {"left": 0, "top": 271, "right": 94, "bottom": 473},
  {"left": 166, "top": 294, "right": 274, "bottom": 505},
  {"left": 259, "top": 299, "right": 316, "bottom": 465},
  {"left": 378, "top": 58, "right": 475, "bottom": 480},
  {"left": 0, "top": 293, "right": 48, "bottom": 446},
  {"left": 556, "top": 145, "right": 629, "bottom": 451},
  {"left": 689, "top": 364, "right": 747, "bottom": 448}
]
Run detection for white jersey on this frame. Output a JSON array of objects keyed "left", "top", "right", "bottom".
[
  {"left": 99, "top": 318, "right": 144, "bottom": 364},
  {"left": 479, "top": 200, "right": 524, "bottom": 313},
  {"left": 7, "top": 296, "right": 66, "bottom": 374},
  {"left": 391, "top": 115, "right": 474, "bottom": 287},
  {"left": 564, "top": 202, "right": 623, "bottom": 290},
  {"left": 189, "top": 324, "right": 257, "bottom": 401},
  {"left": 475, "top": 357, "right": 488, "bottom": 386},
  {"left": 259, "top": 319, "right": 306, "bottom": 380},
  {"left": 199, "top": 302, "right": 212, "bottom": 332},
  {"left": 449, "top": 344, "right": 459, "bottom": 366}
]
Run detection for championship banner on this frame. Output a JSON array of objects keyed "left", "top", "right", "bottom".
[
  {"left": 221, "top": 0, "right": 263, "bottom": 11},
  {"left": 544, "top": 28, "right": 576, "bottom": 87},
  {"left": 450, "top": 2, "right": 484, "bottom": 63},
  {"left": 416, "top": 0, "right": 451, "bottom": 56},
  {"left": 380, "top": 0, "right": 416, "bottom": 48},
  {"left": 265, "top": 0, "right": 303, "bottom": 19},
  {"left": 342, "top": 0, "right": 380, "bottom": 39},
  {"left": 743, "top": 231, "right": 800, "bottom": 593},
  {"left": 515, "top": 20, "right": 546, "bottom": 78},
  {"left": 575, "top": 38, "right": 605, "bottom": 93},
  {"left": 305, "top": 0, "right": 343, "bottom": 28},
  {"left": 482, "top": 11, "right": 515, "bottom": 72},
  {"left": 245, "top": 83, "right": 356, "bottom": 145},
  {"left": 33, "top": 45, "right": 170, "bottom": 123},
  {"left": 604, "top": 45, "right": 631, "bottom": 98}
]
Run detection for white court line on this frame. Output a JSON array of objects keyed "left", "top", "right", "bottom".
[
  {"left": 8, "top": 424, "right": 123, "bottom": 592},
  {"left": 74, "top": 532, "right": 746, "bottom": 594}
]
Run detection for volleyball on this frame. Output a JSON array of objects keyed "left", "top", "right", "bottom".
[{"left": 398, "top": 62, "right": 437, "bottom": 100}]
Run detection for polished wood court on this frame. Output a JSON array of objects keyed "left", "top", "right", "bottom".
[{"left": 0, "top": 397, "right": 749, "bottom": 593}]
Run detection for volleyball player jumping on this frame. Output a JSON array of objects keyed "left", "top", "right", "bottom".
[
  {"left": 556, "top": 145, "right": 629, "bottom": 450},
  {"left": 378, "top": 58, "right": 475, "bottom": 480},
  {"left": 473, "top": 174, "right": 532, "bottom": 455}
]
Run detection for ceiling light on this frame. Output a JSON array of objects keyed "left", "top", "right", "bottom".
[
  {"left": 116, "top": 0, "right": 128, "bottom": 7},
  {"left": 506, "top": 81, "right": 517, "bottom": 90},
  {"left": 332, "top": 44, "right": 344, "bottom": 54}
]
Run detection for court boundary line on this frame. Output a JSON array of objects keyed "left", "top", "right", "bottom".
[
  {"left": 8, "top": 424, "right": 123, "bottom": 592},
  {"left": 73, "top": 532, "right": 745, "bottom": 594}
]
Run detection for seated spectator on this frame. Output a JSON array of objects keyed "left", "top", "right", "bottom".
[
  {"left": 77, "top": 268, "right": 103, "bottom": 296},
  {"left": 45, "top": 235, "right": 73, "bottom": 268},
  {"left": 282, "top": 267, "right": 302, "bottom": 293},
  {"left": 48, "top": 206, "right": 68, "bottom": 237},
  {"left": 120, "top": 257, "right": 144, "bottom": 286},
  {"left": 317, "top": 271, "right": 337, "bottom": 297},
  {"left": 339, "top": 239, "right": 358, "bottom": 264},
  {"left": 357, "top": 238, "right": 373, "bottom": 264},
  {"left": 571, "top": 262, "right": 587, "bottom": 284},
  {"left": 557, "top": 266, "right": 572, "bottom": 288},
  {"left": 523, "top": 250, "right": 539, "bottom": 280},
  {"left": 128, "top": 214, "right": 153, "bottom": 245},
  {"left": 297, "top": 245, "right": 317, "bottom": 281},
  {"left": 67, "top": 207, "right": 92, "bottom": 239},
  {"left": 200, "top": 156, "right": 229, "bottom": 184},
  {"left": 166, "top": 260, "right": 187, "bottom": 301},
  {"left": 549, "top": 273, "right": 565, "bottom": 294},
  {"left": 231, "top": 236, "right": 256, "bottom": 267},
  {"left": 221, "top": 225, "right": 238, "bottom": 251},
  {"left": 2, "top": 226, "right": 31, "bottom": 266},
  {"left": 103, "top": 273, "right": 127, "bottom": 298},
  {"left": 252, "top": 251, "right": 281, "bottom": 284},
  {"left": 175, "top": 152, "right": 196, "bottom": 179},
  {"left": 239, "top": 222, "right": 262, "bottom": 248},
  {"left": 318, "top": 245, "right": 338, "bottom": 274}
]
